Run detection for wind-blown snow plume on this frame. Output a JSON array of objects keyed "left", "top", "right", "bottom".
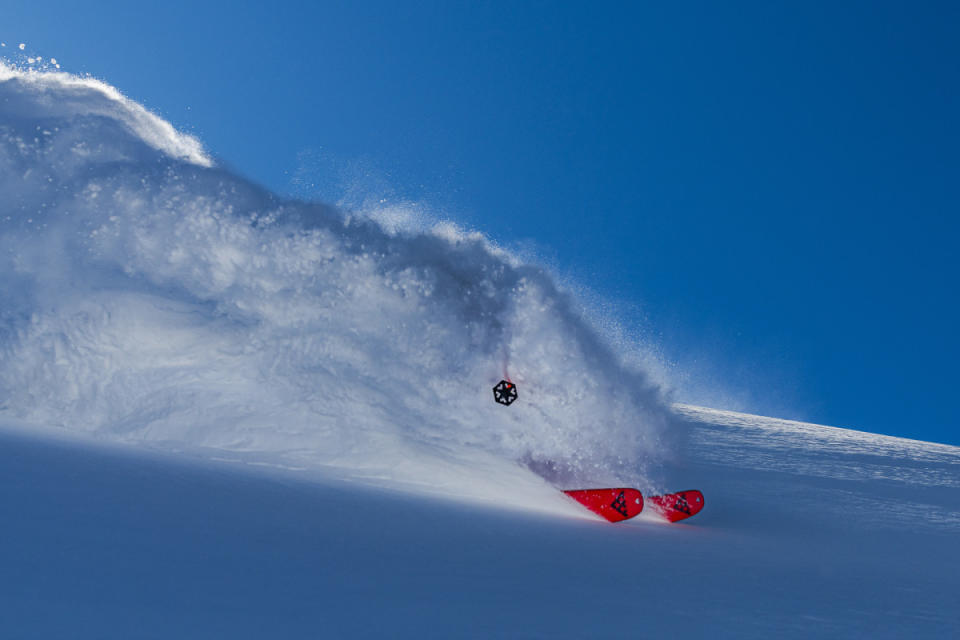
[{"left": 0, "top": 62, "right": 674, "bottom": 502}]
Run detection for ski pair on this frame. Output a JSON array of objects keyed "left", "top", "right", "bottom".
[{"left": 563, "top": 488, "right": 704, "bottom": 523}]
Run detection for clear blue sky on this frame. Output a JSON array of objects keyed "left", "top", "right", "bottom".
[{"left": 5, "top": 1, "right": 958, "bottom": 444}]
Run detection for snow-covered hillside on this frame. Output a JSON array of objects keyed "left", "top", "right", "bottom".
[
  {"left": 1, "top": 62, "right": 957, "bottom": 638},
  {"left": 2, "top": 406, "right": 957, "bottom": 638}
]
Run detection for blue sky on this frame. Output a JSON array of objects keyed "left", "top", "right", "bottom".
[{"left": 5, "top": 1, "right": 958, "bottom": 444}]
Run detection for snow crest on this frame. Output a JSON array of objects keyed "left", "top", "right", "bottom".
[{"left": 0, "top": 63, "right": 673, "bottom": 502}]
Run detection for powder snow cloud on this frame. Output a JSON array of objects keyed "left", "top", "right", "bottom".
[{"left": 0, "top": 62, "right": 676, "bottom": 502}]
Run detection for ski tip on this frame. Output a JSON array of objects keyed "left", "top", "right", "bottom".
[
  {"left": 563, "top": 488, "right": 644, "bottom": 523},
  {"left": 648, "top": 489, "right": 704, "bottom": 523}
]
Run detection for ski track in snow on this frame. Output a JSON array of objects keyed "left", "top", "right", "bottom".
[
  {"left": 677, "top": 404, "right": 960, "bottom": 488},
  {"left": 674, "top": 405, "right": 960, "bottom": 533}
]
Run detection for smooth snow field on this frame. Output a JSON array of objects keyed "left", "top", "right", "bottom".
[
  {"left": 2, "top": 408, "right": 958, "bottom": 639},
  {"left": 1, "top": 62, "right": 958, "bottom": 638}
]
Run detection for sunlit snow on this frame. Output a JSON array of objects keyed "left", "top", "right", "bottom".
[
  {"left": 0, "top": 60, "right": 672, "bottom": 510},
  {"left": 1, "top": 59, "right": 957, "bottom": 639}
]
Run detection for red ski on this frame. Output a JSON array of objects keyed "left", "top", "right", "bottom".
[
  {"left": 564, "top": 488, "right": 705, "bottom": 523},
  {"left": 647, "top": 490, "right": 705, "bottom": 523},
  {"left": 563, "top": 488, "right": 644, "bottom": 523}
]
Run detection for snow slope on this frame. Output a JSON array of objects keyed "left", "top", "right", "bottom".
[
  {"left": 1, "top": 62, "right": 958, "bottom": 638},
  {"left": 2, "top": 407, "right": 957, "bottom": 638}
]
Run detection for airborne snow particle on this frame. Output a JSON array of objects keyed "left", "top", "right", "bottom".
[
  {"left": 50, "top": 58, "right": 57, "bottom": 65},
  {"left": 19, "top": 43, "right": 25, "bottom": 50}
]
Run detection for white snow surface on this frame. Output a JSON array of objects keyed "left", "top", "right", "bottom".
[
  {"left": 1, "top": 405, "right": 957, "bottom": 638},
  {"left": 1, "top": 63, "right": 958, "bottom": 638}
]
